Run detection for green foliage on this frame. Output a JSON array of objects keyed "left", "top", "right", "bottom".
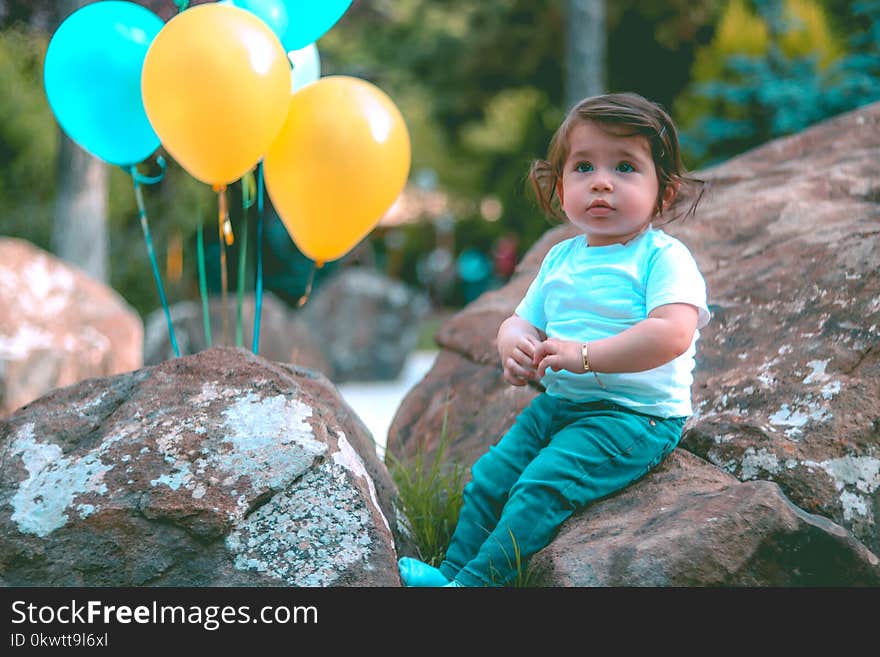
[
  {"left": 106, "top": 155, "right": 214, "bottom": 317},
  {"left": 386, "top": 409, "right": 465, "bottom": 567},
  {"left": 825, "top": 0, "right": 880, "bottom": 108},
  {"left": 677, "top": 0, "right": 880, "bottom": 167},
  {"left": 319, "top": 0, "right": 733, "bottom": 282},
  {"left": 0, "top": 28, "right": 56, "bottom": 249},
  {"left": 3, "top": 0, "right": 877, "bottom": 316},
  {"left": 0, "top": 26, "right": 217, "bottom": 318},
  {"left": 323, "top": 0, "right": 568, "bottom": 260}
]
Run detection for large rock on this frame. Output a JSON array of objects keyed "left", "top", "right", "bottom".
[
  {"left": 673, "top": 105, "right": 880, "bottom": 554},
  {"left": 299, "top": 267, "right": 430, "bottom": 382},
  {"left": 387, "top": 101, "right": 880, "bottom": 569},
  {"left": 143, "top": 292, "right": 330, "bottom": 375},
  {"left": 0, "top": 347, "right": 400, "bottom": 586},
  {"left": 530, "top": 450, "right": 880, "bottom": 586},
  {"left": 0, "top": 238, "right": 143, "bottom": 417}
]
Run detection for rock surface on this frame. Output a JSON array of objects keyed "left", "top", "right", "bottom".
[
  {"left": 0, "top": 238, "right": 143, "bottom": 417},
  {"left": 675, "top": 103, "right": 880, "bottom": 554},
  {"left": 387, "top": 101, "right": 880, "bottom": 577},
  {"left": 0, "top": 348, "right": 399, "bottom": 586},
  {"left": 530, "top": 450, "right": 880, "bottom": 586}
]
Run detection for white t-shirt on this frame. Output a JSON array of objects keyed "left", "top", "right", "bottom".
[{"left": 515, "top": 227, "right": 710, "bottom": 418}]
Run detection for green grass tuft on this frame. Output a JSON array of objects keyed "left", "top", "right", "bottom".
[
  {"left": 488, "top": 528, "right": 541, "bottom": 588},
  {"left": 387, "top": 410, "right": 465, "bottom": 567},
  {"left": 388, "top": 408, "right": 539, "bottom": 586}
]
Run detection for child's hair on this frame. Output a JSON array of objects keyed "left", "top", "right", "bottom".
[{"left": 529, "top": 92, "right": 704, "bottom": 225}]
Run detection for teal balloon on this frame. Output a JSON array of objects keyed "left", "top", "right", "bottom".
[
  {"left": 230, "top": 0, "right": 352, "bottom": 51},
  {"left": 43, "top": 1, "right": 163, "bottom": 167},
  {"left": 227, "top": 0, "right": 289, "bottom": 47},
  {"left": 284, "top": 0, "right": 352, "bottom": 50}
]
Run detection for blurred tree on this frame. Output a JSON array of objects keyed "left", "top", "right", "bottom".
[
  {"left": 51, "top": 0, "right": 108, "bottom": 282},
  {"left": 0, "top": 0, "right": 54, "bottom": 30},
  {"left": 324, "top": 0, "right": 568, "bottom": 259},
  {"left": 3, "top": 0, "right": 874, "bottom": 312},
  {"left": 0, "top": 0, "right": 216, "bottom": 316},
  {"left": 0, "top": 27, "right": 55, "bottom": 248},
  {"left": 676, "top": 0, "right": 879, "bottom": 167},
  {"left": 826, "top": 0, "right": 880, "bottom": 110},
  {"left": 606, "top": 1, "right": 724, "bottom": 113},
  {"left": 52, "top": 130, "right": 108, "bottom": 281},
  {"left": 566, "top": 0, "right": 606, "bottom": 107},
  {"left": 323, "top": 0, "right": 727, "bottom": 268}
]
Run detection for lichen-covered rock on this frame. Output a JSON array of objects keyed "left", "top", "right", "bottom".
[
  {"left": 0, "top": 238, "right": 143, "bottom": 417},
  {"left": 0, "top": 347, "right": 400, "bottom": 586},
  {"left": 143, "top": 292, "right": 330, "bottom": 375},
  {"left": 530, "top": 450, "right": 880, "bottom": 586},
  {"left": 675, "top": 102, "right": 880, "bottom": 553},
  {"left": 387, "top": 101, "right": 880, "bottom": 574}
]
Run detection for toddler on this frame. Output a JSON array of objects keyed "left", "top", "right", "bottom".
[{"left": 400, "top": 92, "right": 710, "bottom": 587}]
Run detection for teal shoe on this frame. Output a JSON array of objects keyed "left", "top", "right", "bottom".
[{"left": 398, "top": 557, "right": 450, "bottom": 587}]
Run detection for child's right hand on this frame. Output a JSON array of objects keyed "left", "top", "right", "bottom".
[{"left": 501, "top": 334, "right": 541, "bottom": 386}]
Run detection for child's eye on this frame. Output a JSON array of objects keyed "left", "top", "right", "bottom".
[
  {"left": 575, "top": 161, "right": 593, "bottom": 173},
  {"left": 616, "top": 162, "right": 635, "bottom": 173}
]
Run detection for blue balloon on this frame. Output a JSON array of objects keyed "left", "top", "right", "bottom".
[
  {"left": 230, "top": 0, "right": 352, "bottom": 52},
  {"left": 44, "top": 1, "right": 163, "bottom": 167}
]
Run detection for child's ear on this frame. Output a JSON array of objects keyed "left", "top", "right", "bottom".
[{"left": 660, "top": 182, "right": 679, "bottom": 212}]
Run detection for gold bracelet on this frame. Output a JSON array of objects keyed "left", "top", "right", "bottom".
[
  {"left": 581, "top": 342, "right": 607, "bottom": 389},
  {"left": 581, "top": 342, "right": 592, "bottom": 373}
]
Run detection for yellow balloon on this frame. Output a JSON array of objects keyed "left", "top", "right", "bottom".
[
  {"left": 264, "top": 76, "right": 411, "bottom": 263},
  {"left": 142, "top": 4, "right": 290, "bottom": 186}
]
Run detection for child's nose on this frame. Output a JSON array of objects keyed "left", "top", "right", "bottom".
[{"left": 591, "top": 176, "right": 613, "bottom": 192}]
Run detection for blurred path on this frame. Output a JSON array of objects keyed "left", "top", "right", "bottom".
[{"left": 337, "top": 350, "right": 438, "bottom": 459}]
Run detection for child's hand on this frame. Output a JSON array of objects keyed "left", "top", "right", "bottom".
[
  {"left": 501, "top": 334, "right": 541, "bottom": 386},
  {"left": 533, "top": 338, "right": 584, "bottom": 378}
]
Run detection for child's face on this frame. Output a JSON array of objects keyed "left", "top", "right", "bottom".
[{"left": 556, "top": 120, "right": 673, "bottom": 247}]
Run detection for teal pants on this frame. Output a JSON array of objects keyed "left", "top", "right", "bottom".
[{"left": 438, "top": 394, "right": 685, "bottom": 586}]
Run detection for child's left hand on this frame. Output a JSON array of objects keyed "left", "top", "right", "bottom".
[{"left": 533, "top": 338, "right": 584, "bottom": 378}]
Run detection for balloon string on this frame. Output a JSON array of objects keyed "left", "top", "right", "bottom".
[
  {"left": 129, "top": 155, "right": 166, "bottom": 185},
  {"left": 242, "top": 169, "right": 257, "bottom": 210},
  {"left": 197, "top": 224, "right": 212, "bottom": 347},
  {"left": 297, "top": 260, "right": 323, "bottom": 308},
  {"left": 215, "top": 184, "right": 231, "bottom": 347},
  {"left": 129, "top": 166, "right": 180, "bottom": 358},
  {"left": 252, "top": 163, "right": 265, "bottom": 355},
  {"left": 236, "top": 184, "right": 249, "bottom": 348}
]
